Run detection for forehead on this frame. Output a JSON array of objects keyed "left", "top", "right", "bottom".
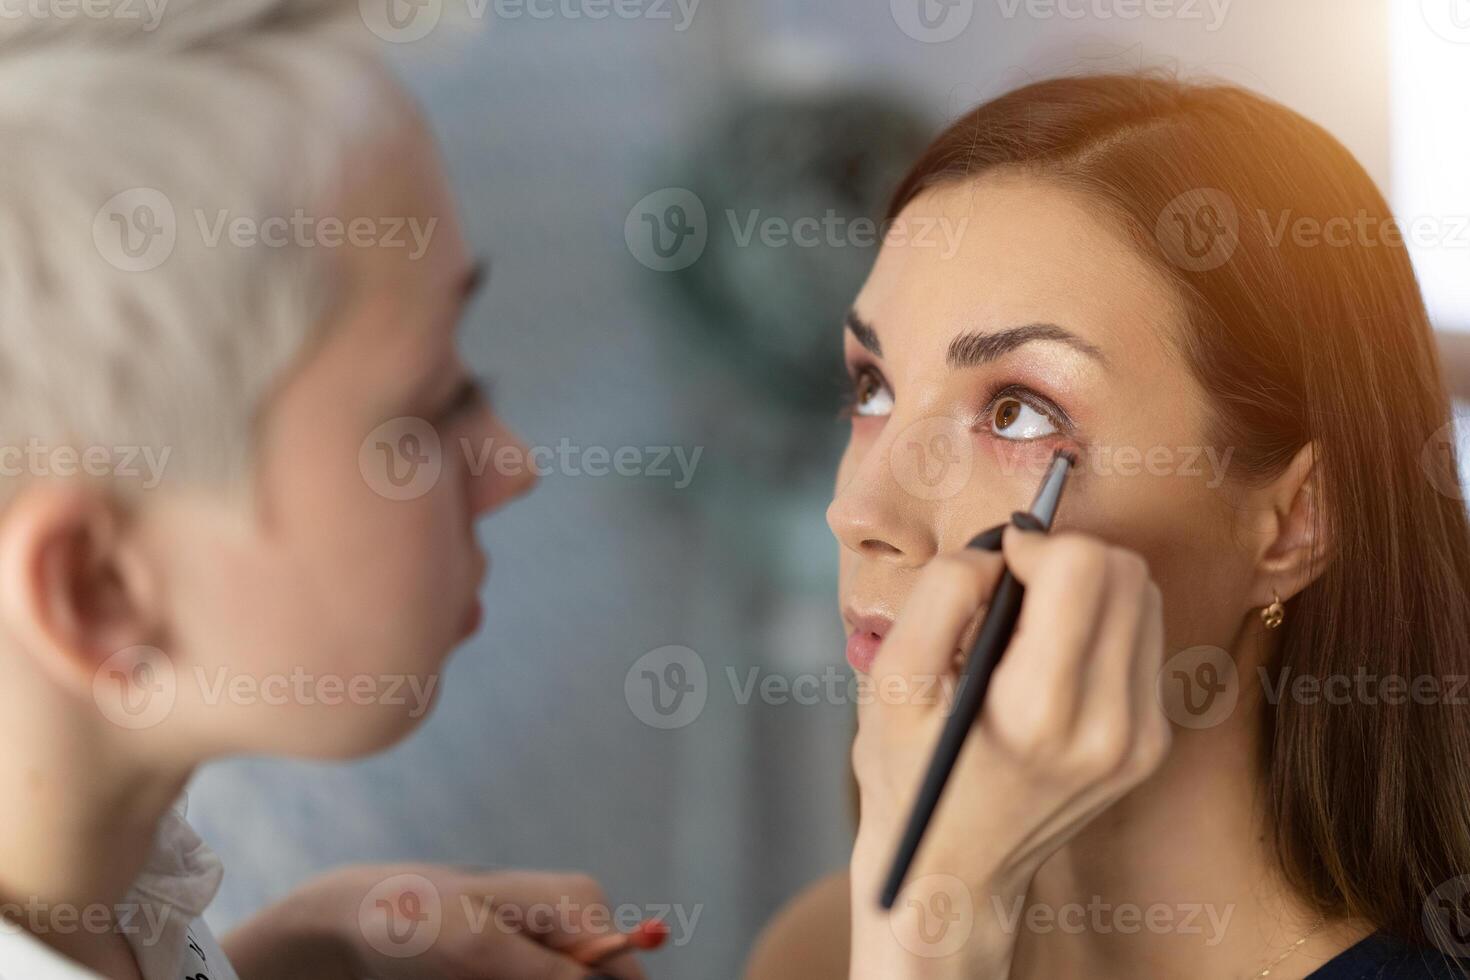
[
  {"left": 336, "top": 116, "right": 469, "bottom": 345},
  {"left": 854, "top": 173, "right": 1186, "bottom": 371}
]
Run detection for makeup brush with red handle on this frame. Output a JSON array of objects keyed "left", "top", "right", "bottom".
[{"left": 567, "top": 918, "right": 670, "bottom": 968}]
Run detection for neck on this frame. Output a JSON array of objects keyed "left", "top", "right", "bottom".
[
  {"left": 1011, "top": 637, "right": 1371, "bottom": 980},
  {"left": 0, "top": 648, "right": 193, "bottom": 973}
]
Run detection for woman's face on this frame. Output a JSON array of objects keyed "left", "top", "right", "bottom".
[
  {"left": 830, "top": 173, "right": 1255, "bottom": 674},
  {"left": 131, "top": 108, "right": 537, "bottom": 760}
]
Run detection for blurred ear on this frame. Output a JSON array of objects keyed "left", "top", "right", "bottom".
[
  {"left": 1242, "top": 442, "right": 1331, "bottom": 606},
  {"left": 0, "top": 484, "right": 160, "bottom": 694}
]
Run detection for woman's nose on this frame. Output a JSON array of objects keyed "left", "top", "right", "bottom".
[
  {"left": 466, "top": 416, "right": 538, "bottom": 515},
  {"left": 827, "top": 431, "right": 937, "bottom": 567}
]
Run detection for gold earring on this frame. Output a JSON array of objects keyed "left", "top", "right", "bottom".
[{"left": 1261, "top": 590, "right": 1285, "bottom": 629}]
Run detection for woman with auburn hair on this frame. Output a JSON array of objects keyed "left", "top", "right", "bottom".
[{"left": 748, "top": 73, "right": 1470, "bottom": 980}]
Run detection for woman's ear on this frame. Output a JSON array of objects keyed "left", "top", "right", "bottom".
[
  {"left": 0, "top": 483, "right": 162, "bottom": 695},
  {"left": 1243, "top": 441, "right": 1331, "bottom": 606}
]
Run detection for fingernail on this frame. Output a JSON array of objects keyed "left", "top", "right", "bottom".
[
  {"left": 966, "top": 522, "right": 1007, "bottom": 552},
  {"left": 1009, "top": 511, "right": 1044, "bottom": 532}
]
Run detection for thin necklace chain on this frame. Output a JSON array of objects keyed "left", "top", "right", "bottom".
[{"left": 1252, "top": 914, "right": 1327, "bottom": 979}]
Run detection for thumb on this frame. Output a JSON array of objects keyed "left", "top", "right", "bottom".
[{"left": 871, "top": 540, "right": 1007, "bottom": 716}]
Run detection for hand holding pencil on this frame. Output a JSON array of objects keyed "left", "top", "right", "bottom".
[{"left": 846, "top": 460, "right": 1170, "bottom": 978}]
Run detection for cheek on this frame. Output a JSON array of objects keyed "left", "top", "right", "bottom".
[
  {"left": 983, "top": 435, "right": 1084, "bottom": 477},
  {"left": 243, "top": 456, "right": 477, "bottom": 680},
  {"left": 1058, "top": 469, "right": 1251, "bottom": 652},
  {"left": 336, "top": 486, "right": 475, "bottom": 640},
  {"left": 923, "top": 439, "right": 1076, "bottom": 548}
]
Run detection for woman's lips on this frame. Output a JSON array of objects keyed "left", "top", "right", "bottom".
[
  {"left": 845, "top": 612, "right": 893, "bottom": 673},
  {"left": 461, "top": 556, "right": 488, "bottom": 637},
  {"left": 843, "top": 607, "right": 987, "bottom": 674},
  {"left": 461, "top": 595, "right": 483, "bottom": 637}
]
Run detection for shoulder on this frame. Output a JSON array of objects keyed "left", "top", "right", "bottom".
[{"left": 743, "top": 870, "right": 850, "bottom": 980}]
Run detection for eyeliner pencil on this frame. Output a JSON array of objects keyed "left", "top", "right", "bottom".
[{"left": 878, "top": 448, "right": 1076, "bottom": 910}]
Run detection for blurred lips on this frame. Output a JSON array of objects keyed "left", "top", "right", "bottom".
[
  {"left": 844, "top": 610, "right": 892, "bottom": 673},
  {"left": 461, "top": 596, "right": 483, "bottom": 636},
  {"left": 461, "top": 555, "right": 488, "bottom": 637}
]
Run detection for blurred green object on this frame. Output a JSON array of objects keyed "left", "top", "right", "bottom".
[{"left": 665, "top": 89, "right": 931, "bottom": 415}]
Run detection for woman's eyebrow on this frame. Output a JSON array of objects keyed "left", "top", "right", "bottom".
[
  {"left": 844, "top": 310, "right": 883, "bottom": 357},
  {"left": 948, "top": 323, "right": 1106, "bottom": 368},
  {"left": 451, "top": 258, "right": 488, "bottom": 330},
  {"left": 845, "top": 311, "right": 1106, "bottom": 368}
]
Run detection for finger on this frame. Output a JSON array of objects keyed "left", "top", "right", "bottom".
[
  {"left": 589, "top": 949, "right": 649, "bottom": 980},
  {"left": 1074, "top": 549, "right": 1151, "bottom": 749},
  {"left": 1130, "top": 579, "right": 1168, "bottom": 748},
  {"left": 566, "top": 933, "right": 653, "bottom": 978},
  {"left": 871, "top": 547, "right": 1006, "bottom": 718},
  {"left": 995, "top": 526, "right": 1109, "bottom": 727},
  {"left": 475, "top": 933, "right": 611, "bottom": 980},
  {"left": 471, "top": 871, "right": 614, "bottom": 948}
]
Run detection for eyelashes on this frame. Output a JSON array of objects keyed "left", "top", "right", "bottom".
[
  {"left": 987, "top": 383, "right": 1074, "bottom": 436},
  {"left": 838, "top": 360, "right": 1075, "bottom": 439},
  {"left": 435, "top": 373, "right": 492, "bottom": 424},
  {"left": 839, "top": 364, "right": 894, "bottom": 419}
]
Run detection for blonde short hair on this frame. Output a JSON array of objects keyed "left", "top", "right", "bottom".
[{"left": 0, "top": 0, "right": 403, "bottom": 495}]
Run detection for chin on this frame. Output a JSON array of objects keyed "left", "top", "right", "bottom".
[{"left": 301, "top": 704, "right": 439, "bottom": 760}]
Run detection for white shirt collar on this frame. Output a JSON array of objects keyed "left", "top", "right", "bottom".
[{"left": 0, "top": 795, "right": 225, "bottom": 979}]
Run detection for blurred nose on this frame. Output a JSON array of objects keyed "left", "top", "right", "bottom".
[
  {"left": 826, "top": 426, "right": 937, "bottom": 568},
  {"left": 466, "top": 414, "right": 538, "bottom": 516}
]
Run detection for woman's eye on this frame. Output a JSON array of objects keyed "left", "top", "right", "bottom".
[
  {"left": 989, "top": 395, "right": 1058, "bottom": 440},
  {"left": 435, "top": 375, "right": 489, "bottom": 424},
  {"left": 851, "top": 367, "right": 895, "bottom": 417}
]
